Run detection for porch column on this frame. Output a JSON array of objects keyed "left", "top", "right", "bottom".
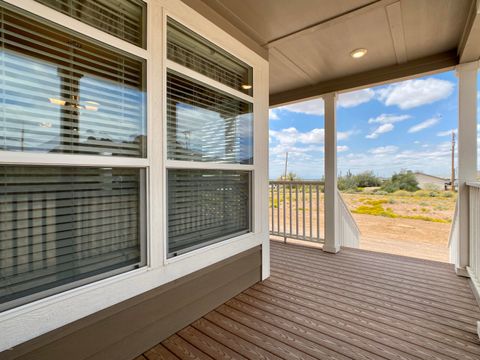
[
  {"left": 323, "top": 92, "right": 340, "bottom": 253},
  {"left": 456, "top": 61, "right": 478, "bottom": 276}
]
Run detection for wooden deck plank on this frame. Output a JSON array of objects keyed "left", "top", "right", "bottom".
[
  {"left": 270, "top": 241, "right": 471, "bottom": 287},
  {"left": 252, "top": 281, "right": 480, "bottom": 347},
  {"left": 216, "top": 303, "right": 353, "bottom": 360},
  {"left": 270, "top": 266, "right": 480, "bottom": 322},
  {"left": 144, "top": 344, "right": 180, "bottom": 360},
  {"left": 238, "top": 289, "right": 480, "bottom": 360},
  {"left": 191, "top": 318, "right": 281, "bottom": 360},
  {"left": 271, "top": 247, "right": 474, "bottom": 296},
  {"left": 270, "top": 254, "right": 479, "bottom": 308},
  {"left": 177, "top": 326, "right": 246, "bottom": 360},
  {"left": 205, "top": 310, "right": 317, "bottom": 360},
  {"left": 163, "top": 334, "right": 213, "bottom": 360},
  {"left": 141, "top": 242, "right": 480, "bottom": 360}
]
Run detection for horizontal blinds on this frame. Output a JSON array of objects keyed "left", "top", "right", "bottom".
[
  {"left": 167, "top": 18, "right": 253, "bottom": 96},
  {"left": 167, "top": 169, "right": 250, "bottom": 257},
  {"left": 35, "top": 0, "right": 145, "bottom": 48},
  {"left": 0, "top": 166, "right": 144, "bottom": 309},
  {"left": 167, "top": 71, "right": 253, "bottom": 164},
  {"left": 0, "top": 6, "right": 146, "bottom": 157}
]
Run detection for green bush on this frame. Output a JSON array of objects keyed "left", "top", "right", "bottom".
[
  {"left": 381, "top": 170, "right": 419, "bottom": 193},
  {"left": 338, "top": 170, "right": 382, "bottom": 191},
  {"left": 392, "top": 190, "right": 413, "bottom": 197}
]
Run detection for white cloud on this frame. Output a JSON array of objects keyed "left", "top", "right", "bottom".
[
  {"left": 279, "top": 99, "right": 325, "bottom": 116},
  {"left": 377, "top": 78, "right": 454, "bottom": 109},
  {"left": 437, "top": 128, "right": 457, "bottom": 137},
  {"left": 276, "top": 88, "right": 375, "bottom": 117},
  {"left": 337, "top": 145, "right": 349, "bottom": 152},
  {"left": 269, "top": 109, "right": 279, "bottom": 120},
  {"left": 338, "top": 88, "right": 375, "bottom": 108},
  {"left": 366, "top": 123, "right": 394, "bottom": 139},
  {"left": 408, "top": 117, "right": 440, "bottom": 133},
  {"left": 368, "top": 145, "right": 399, "bottom": 155},
  {"left": 368, "top": 113, "right": 411, "bottom": 124}
]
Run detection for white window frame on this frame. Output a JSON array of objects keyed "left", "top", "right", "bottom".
[{"left": 0, "top": 0, "right": 269, "bottom": 352}]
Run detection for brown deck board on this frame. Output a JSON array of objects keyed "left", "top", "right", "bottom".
[{"left": 141, "top": 241, "right": 480, "bottom": 360}]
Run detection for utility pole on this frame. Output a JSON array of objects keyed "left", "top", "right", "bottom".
[
  {"left": 284, "top": 152, "right": 288, "bottom": 180},
  {"left": 451, "top": 130, "right": 456, "bottom": 191}
]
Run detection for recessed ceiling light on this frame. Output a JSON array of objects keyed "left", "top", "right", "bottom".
[
  {"left": 48, "top": 98, "right": 66, "bottom": 106},
  {"left": 241, "top": 84, "right": 252, "bottom": 90},
  {"left": 350, "top": 48, "right": 368, "bottom": 59}
]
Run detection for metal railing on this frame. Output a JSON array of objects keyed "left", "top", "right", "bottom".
[{"left": 269, "top": 181, "right": 324, "bottom": 242}]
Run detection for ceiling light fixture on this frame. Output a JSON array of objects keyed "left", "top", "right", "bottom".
[
  {"left": 241, "top": 84, "right": 252, "bottom": 90},
  {"left": 350, "top": 48, "right": 368, "bottom": 59},
  {"left": 48, "top": 98, "right": 66, "bottom": 106}
]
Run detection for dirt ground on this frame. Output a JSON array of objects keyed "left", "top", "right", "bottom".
[{"left": 269, "top": 191, "right": 454, "bottom": 263}]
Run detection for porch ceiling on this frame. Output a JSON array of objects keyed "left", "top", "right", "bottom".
[{"left": 192, "top": 0, "right": 479, "bottom": 105}]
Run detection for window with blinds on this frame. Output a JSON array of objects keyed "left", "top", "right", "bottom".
[
  {"left": 0, "top": 3, "right": 147, "bottom": 311},
  {"left": 0, "top": 6, "right": 146, "bottom": 157},
  {"left": 35, "top": 0, "right": 146, "bottom": 48},
  {"left": 168, "top": 170, "right": 250, "bottom": 257},
  {"left": 166, "top": 18, "right": 254, "bottom": 257},
  {"left": 0, "top": 166, "right": 145, "bottom": 310},
  {"left": 167, "top": 70, "right": 253, "bottom": 164},
  {"left": 167, "top": 18, "right": 253, "bottom": 96}
]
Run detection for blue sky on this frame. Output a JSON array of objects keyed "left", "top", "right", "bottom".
[{"left": 269, "top": 70, "right": 471, "bottom": 179}]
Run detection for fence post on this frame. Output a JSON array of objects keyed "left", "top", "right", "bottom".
[{"left": 323, "top": 92, "right": 340, "bottom": 253}]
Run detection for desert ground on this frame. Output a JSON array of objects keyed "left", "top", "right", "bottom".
[{"left": 269, "top": 189, "right": 455, "bottom": 262}]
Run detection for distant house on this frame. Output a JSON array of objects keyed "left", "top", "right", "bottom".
[{"left": 414, "top": 172, "right": 449, "bottom": 190}]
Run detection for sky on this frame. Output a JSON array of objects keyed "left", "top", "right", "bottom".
[{"left": 268, "top": 70, "right": 478, "bottom": 180}]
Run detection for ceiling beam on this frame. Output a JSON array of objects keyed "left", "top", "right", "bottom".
[
  {"left": 266, "top": 0, "right": 398, "bottom": 48},
  {"left": 458, "top": 0, "right": 480, "bottom": 63},
  {"left": 385, "top": 2, "right": 407, "bottom": 64},
  {"left": 270, "top": 50, "right": 458, "bottom": 107}
]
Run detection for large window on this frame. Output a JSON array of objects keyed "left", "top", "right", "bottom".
[
  {"left": 0, "top": 166, "right": 145, "bottom": 310},
  {"left": 35, "top": 0, "right": 146, "bottom": 48},
  {"left": 0, "top": 2, "right": 146, "bottom": 310},
  {"left": 166, "top": 18, "right": 254, "bottom": 257}
]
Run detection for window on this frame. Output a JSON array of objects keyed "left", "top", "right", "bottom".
[
  {"left": 35, "top": 0, "right": 146, "bottom": 48},
  {"left": 167, "top": 18, "right": 253, "bottom": 95},
  {"left": 168, "top": 169, "right": 250, "bottom": 256},
  {"left": 0, "top": 6, "right": 146, "bottom": 157},
  {"left": 167, "top": 70, "right": 253, "bottom": 163},
  {"left": 0, "top": 3, "right": 146, "bottom": 310},
  {"left": 0, "top": 166, "right": 145, "bottom": 310},
  {"left": 166, "top": 18, "right": 254, "bottom": 257}
]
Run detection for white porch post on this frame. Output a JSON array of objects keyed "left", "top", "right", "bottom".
[
  {"left": 456, "top": 61, "right": 478, "bottom": 276},
  {"left": 323, "top": 92, "right": 340, "bottom": 253}
]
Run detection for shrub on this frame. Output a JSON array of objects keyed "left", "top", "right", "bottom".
[
  {"left": 338, "top": 170, "right": 382, "bottom": 191},
  {"left": 381, "top": 170, "right": 419, "bottom": 193},
  {"left": 392, "top": 190, "right": 412, "bottom": 197},
  {"left": 414, "top": 190, "right": 439, "bottom": 197}
]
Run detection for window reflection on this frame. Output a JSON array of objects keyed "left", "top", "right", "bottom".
[
  {"left": 0, "top": 8, "right": 146, "bottom": 157},
  {"left": 167, "top": 71, "right": 253, "bottom": 164}
]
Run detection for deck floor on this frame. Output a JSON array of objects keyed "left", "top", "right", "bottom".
[{"left": 138, "top": 241, "right": 480, "bottom": 360}]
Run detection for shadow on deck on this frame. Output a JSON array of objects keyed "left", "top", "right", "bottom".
[{"left": 138, "top": 240, "right": 480, "bottom": 360}]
